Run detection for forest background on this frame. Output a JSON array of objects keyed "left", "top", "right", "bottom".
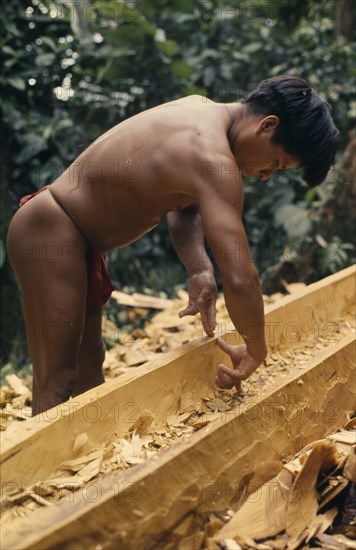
[{"left": 1, "top": 0, "right": 355, "bottom": 371}]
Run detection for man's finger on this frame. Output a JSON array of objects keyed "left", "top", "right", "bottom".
[
  {"left": 179, "top": 305, "right": 198, "bottom": 318},
  {"left": 217, "top": 363, "right": 244, "bottom": 381},
  {"left": 199, "top": 302, "right": 216, "bottom": 335},
  {"left": 215, "top": 374, "right": 234, "bottom": 390},
  {"left": 216, "top": 337, "right": 235, "bottom": 355},
  {"left": 203, "top": 324, "right": 215, "bottom": 337},
  {"left": 215, "top": 369, "right": 235, "bottom": 389},
  {"left": 202, "top": 321, "right": 216, "bottom": 337}
]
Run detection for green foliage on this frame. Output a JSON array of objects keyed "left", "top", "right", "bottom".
[{"left": 1, "top": 0, "right": 355, "bottom": 366}]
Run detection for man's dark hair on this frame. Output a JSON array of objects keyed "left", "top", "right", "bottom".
[{"left": 242, "top": 76, "right": 339, "bottom": 186}]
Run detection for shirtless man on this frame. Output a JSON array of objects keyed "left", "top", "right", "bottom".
[{"left": 7, "top": 76, "right": 338, "bottom": 415}]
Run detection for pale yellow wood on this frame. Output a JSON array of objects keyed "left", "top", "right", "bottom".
[
  {"left": 1, "top": 333, "right": 355, "bottom": 550},
  {"left": 0, "top": 266, "right": 355, "bottom": 549},
  {"left": 1, "top": 266, "right": 354, "bottom": 489},
  {"left": 261, "top": 264, "right": 355, "bottom": 352},
  {"left": 111, "top": 290, "right": 173, "bottom": 309}
]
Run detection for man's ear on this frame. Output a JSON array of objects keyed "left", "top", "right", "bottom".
[{"left": 256, "top": 115, "right": 280, "bottom": 135}]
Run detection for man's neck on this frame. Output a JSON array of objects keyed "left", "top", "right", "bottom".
[{"left": 222, "top": 102, "right": 247, "bottom": 151}]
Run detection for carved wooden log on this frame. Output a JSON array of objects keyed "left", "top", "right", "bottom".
[{"left": 0, "top": 266, "right": 355, "bottom": 549}]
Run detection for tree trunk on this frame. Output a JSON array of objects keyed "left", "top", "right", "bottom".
[{"left": 334, "top": 0, "right": 355, "bottom": 43}]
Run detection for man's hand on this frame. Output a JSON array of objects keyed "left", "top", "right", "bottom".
[
  {"left": 179, "top": 271, "right": 217, "bottom": 336},
  {"left": 215, "top": 338, "right": 265, "bottom": 392}
]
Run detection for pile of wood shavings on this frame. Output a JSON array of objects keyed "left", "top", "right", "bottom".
[
  {"left": 0, "top": 374, "right": 32, "bottom": 431},
  {"left": 155, "top": 421, "right": 356, "bottom": 550}
]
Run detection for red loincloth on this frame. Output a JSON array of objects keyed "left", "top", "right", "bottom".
[{"left": 19, "top": 186, "right": 115, "bottom": 307}]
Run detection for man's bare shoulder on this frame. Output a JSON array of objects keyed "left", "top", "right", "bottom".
[
  {"left": 152, "top": 96, "right": 242, "bottom": 200},
  {"left": 120, "top": 94, "right": 236, "bottom": 172},
  {"left": 153, "top": 96, "right": 236, "bottom": 162}
]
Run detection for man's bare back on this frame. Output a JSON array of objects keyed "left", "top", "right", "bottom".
[{"left": 50, "top": 96, "right": 235, "bottom": 252}]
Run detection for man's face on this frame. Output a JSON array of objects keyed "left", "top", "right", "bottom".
[
  {"left": 238, "top": 141, "right": 299, "bottom": 181},
  {"left": 232, "top": 114, "right": 300, "bottom": 181}
]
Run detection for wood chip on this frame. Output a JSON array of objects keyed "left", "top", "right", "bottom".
[
  {"left": 316, "top": 533, "right": 356, "bottom": 549},
  {"left": 5, "top": 374, "right": 29, "bottom": 395},
  {"left": 77, "top": 453, "right": 103, "bottom": 481},
  {"left": 304, "top": 507, "right": 338, "bottom": 542},
  {"left": 217, "top": 540, "right": 243, "bottom": 550},
  {"left": 318, "top": 477, "right": 349, "bottom": 510},
  {"left": 215, "top": 469, "right": 293, "bottom": 541},
  {"left": 57, "top": 449, "right": 104, "bottom": 473},
  {"left": 0, "top": 386, "right": 17, "bottom": 407},
  {"left": 344, "top": 417, "right": 356, "bottom": 430},
  {"left": 73, "top": 433, "right": 89, "bottom": 455},
  {"left": 111, "top": 290, "right": 172, "bottom": 309},
  {"left": 286, "top": 441, "right": 337, "bottom": 546},
  {"left": 343, "top": 448, "right": 356, "bottom": 483},
  {"left": 328, "top": 430, "right": 356, "bottom": 445},
  {"left": 204, "top": 514, "right": 225, "bottom": 538},
  {"left": 129, "top": 411, "right": 155, "bottom": 434},
  {"left": 280, "top": 280, "right": 306, "bottom": 294}
]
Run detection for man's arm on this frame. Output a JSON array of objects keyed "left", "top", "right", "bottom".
[
  {"left": 196, "top": 155, "right": 267, "bottom": 383},
  {"left": 167, "top": 207, "right": 217, "bottom": 336}
]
